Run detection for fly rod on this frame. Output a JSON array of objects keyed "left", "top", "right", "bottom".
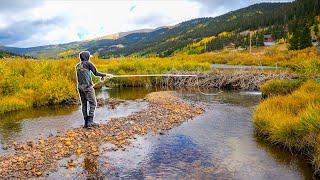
[{"left": 107, "top": 74, "right": 198, "bottom": 78}]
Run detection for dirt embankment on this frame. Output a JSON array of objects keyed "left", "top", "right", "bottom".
[{"left": 0, "top": 91, "right": 203, "bottom": 179}]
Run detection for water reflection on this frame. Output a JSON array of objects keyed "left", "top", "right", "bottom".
[
  {"left": 106, "top": 87, "right": 157, "bottom": 100},
  {"left": 254, "top": 136, "right": 316, "bottom": 179},
  {"left": 137, "top": 135, "right": 224, "bottom": 179},
  {"left": 0, "top": 88, "right": 150, "bottom": 147},
  {"left": 102, "top": 134, "right": 231, "bottom": 179},
  {"left": 0, "top": 105, "right": 78, "bottom": 143}
]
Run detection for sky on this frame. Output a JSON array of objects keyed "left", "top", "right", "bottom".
[{"left": 0, "top": 0, "right": 293, "bottom": 48}]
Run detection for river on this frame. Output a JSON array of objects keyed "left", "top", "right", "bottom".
[{"left": 0, "top": 87, "right": 314, "bottom": 179}]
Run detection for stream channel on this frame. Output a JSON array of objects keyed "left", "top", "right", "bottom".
[{"left": 0, "top": 87, "right": 314, "bottom": 179}]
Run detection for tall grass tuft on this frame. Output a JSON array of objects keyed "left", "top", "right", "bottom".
[{"left": 260, "top": 79, "right": 303, "bottom": 97}]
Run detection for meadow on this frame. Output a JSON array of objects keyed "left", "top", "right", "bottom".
[{"left": 0, "top": 57, "right": 209, "bottom": 114}]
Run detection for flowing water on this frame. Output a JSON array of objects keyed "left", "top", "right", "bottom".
[{"left": 0, "top": 87, "right": 314, "bottom": 179}]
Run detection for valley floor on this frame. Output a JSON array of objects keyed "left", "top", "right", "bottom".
[{"left": 0, "top": 45, "right": 319, "bottom": 176}]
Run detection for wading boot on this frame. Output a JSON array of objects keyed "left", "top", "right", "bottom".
[
  {"left": 87, "top": 116, "right": 99, "bottom": 128},
  {"left": 83, "top": 116, "right": 89, "bottom": 128}
]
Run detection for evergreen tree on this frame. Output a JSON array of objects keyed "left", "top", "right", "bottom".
[
  {"left": 289, "top": 31, "right": 300, "bottom": 50},
  {"left": 300, "top": 24, "right": 312, "bottom": 49},
  {"left": 289, "top": 20, "right": 312, "bottom": 50}
]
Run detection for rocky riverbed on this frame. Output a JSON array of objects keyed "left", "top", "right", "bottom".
[{"left": 0, "top": 91, "right": 203, "bottom": 178}]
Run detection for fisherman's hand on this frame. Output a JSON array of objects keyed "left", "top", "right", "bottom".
[
  {"left": 100, "top": 74, "right": 113, "bottom": 81},
  {"left": 105, "top": 74, "right": 114, "bottom": 78}
]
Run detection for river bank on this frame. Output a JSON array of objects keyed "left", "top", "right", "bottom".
[
  {"left": 0, "top": 91, "right": 203, "bottom": 178},
  {"left": 254, "top": 80, "right": 320, "bottom": 174}
]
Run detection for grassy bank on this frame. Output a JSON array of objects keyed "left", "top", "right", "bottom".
[
  {"left": 254, "top": 80, "right": 320, "bottom": 170},
  {"left": 0, "top": 58, "right": 209, "bottom": 114},
  {"left": 0, "top": 59, "right": 77, "bottom": 114}
]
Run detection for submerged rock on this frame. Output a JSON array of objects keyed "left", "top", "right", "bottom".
[{"left": 96, "top": 98, "right": 126, "bottom": 109}]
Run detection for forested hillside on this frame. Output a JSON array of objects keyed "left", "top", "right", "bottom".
[
  {"left": 0, "top": 51, "right": 28, "bottom": 59},
  {"left": 0, "top": 0, "right": 319, "bottom": 58}
]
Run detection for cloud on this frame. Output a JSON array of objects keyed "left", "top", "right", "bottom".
[
  {"left": 129, "top": 5, "right": 136, "bottom": 12},
  {"left": 190, "top": 0, "right": 245, "bottom": 16},
  {"left": 0, "top": 0, "right": 43, "bottom": 12},
  {"left": 0, "top": 1, "right": 203, "bottom": 47},
  {"left": 0, "top": 17, "right": 66, "bottom": 45},
  {"left": 133, "top": 13, "right": 169, "bottom": 27}
]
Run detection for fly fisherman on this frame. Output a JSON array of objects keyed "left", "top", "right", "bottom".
[{"left": 76, "top": 51, "right": 111, "bottom": 128}]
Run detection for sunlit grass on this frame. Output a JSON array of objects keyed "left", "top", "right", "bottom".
[
  {"left": 0, "top": 57, "right": 210, "bottom": 114},
  {"left": 254, "top": 80, "right": 320, "bottom": 168},
  {"left": 260, "top": 79, "right": 303, "bottom": 97}
]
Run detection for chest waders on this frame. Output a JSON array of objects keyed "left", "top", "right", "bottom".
[{"left": 77, "top": 63, "right": 99, "bottom": 128}]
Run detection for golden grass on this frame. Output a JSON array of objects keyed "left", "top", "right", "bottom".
[
  {"left": 0, "top": 57, "right": 209, "bottom": 114},
  {"left": 260, "top": 79, "right": 303, "bottom": 97},
  {"left": 254, "top": 80, "right": 320, "bottom": 169},
  {"left": 0, "top": 59, "right": 77, "bottom": 114}
]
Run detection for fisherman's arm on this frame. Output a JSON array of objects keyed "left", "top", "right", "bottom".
[{"left": 88, "top": 62, "right": 106, "bottom": 77}]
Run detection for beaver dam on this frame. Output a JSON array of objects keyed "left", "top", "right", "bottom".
[
  {"left": 104, "top": 71, "right": 296, "bottom": 91},
  {"left": 0, "top": 86, "right": 315, "bottom": 179}
]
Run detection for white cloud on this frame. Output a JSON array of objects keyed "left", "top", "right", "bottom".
[{"left": 0, "top": 0, "right": 204, "bottom": 47}]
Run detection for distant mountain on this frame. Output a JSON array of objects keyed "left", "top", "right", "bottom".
[{"left": 0, "top": 0, "right": 318, "bottom": 58}]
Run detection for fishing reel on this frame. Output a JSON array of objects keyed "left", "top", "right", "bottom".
[{"left": 100, "top": 74, "right": 114, "bottom": 82}]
